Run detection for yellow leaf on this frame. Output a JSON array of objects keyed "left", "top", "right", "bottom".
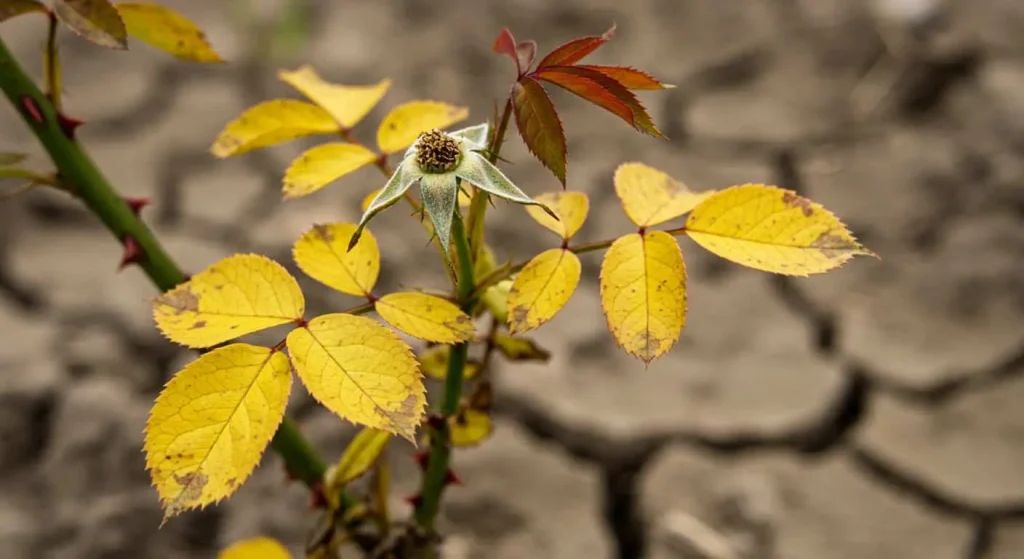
[
  {"left": 614, "top": 162, "right": 712, "bottom": 227},
  {"left": 375, "top": 292, "right": 475, "bottom": 343},
  {"left": 685, "top": 184, "right": 876, "bottom": 276},
  {"left": 326, "top": 427, "right": 389, "bottom": 498},
  {"left": 115, "top": 3, "right": 223, "bottom": 62},
  {"left": 211, "top": 100, "right": 339, "bottom": 158},
  {"left": 525, "top": 191, "right": 589, "bottom": 240},
  {"left": 218, "top": 536, "right": 292, "bottom": 559},
  {"left": 507, "top": 248, "right": 581, "bottom": 334},
  {"left": 152, "top": 254, "right": 304, "bottom": 348},
  {"left": 279, "top": 65, "right": 391, "bottom": 129},
  {"left": 53, "top": 0, "right": 127, "bottom": 49},
  {"left": 493, "top": 332, "right": 551, "bottom": 362},
  {"left": 600, "top": 231, "right": 686, "bottom": 363},
  {"left": 450, "top": 408, "right": 492, "bottom": 447},
  {"left": 287, "top": 314, "right": 426, "bottom": 442},
  {"left": 283, "top": 143, "right": 378, "bottom": 199},
  {"left": 376, "top": 101, "right": 469, "bottom": 154},
  {"left": 418, "top": 345, "right": 481, "bottom": 380},
  {"left": 146, "top": 345, "right": 292, "bottom": 521},
  {"left": 293, "top": 223, "right": 379, "bottom": 297}
]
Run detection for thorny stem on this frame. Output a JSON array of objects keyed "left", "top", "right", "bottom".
[
  {"left": 466, "top": 96, "right": 513, "bottom": 258},
  {"left": 414, "top": 213, "right": 475, "bottom": 536},
  {"left": 0, "top": 37, "right": 341, "bottom": 506}
]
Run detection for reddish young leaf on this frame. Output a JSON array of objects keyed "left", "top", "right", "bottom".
[
  {"left": 537, "top": 66, "right": 664, "bottom": 137},
  {"left": 513, "top": 77, "right": 567, "bottom": 186},
  {"left": 576, "top": 65, "right": 672, "bottom": 90},
  {"left": 537, "top": 66, "right": 633, "bottom": 125},
  {"left": 493, "top": 27, "right": 520, "bottom": 75},
  {"left": 516, "top": 40, "right": 537, "bottom": 72},
  {"left": 535, "top": 23, "right": 616, "bottom": 70}
]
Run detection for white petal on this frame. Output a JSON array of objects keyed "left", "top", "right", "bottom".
[
  {"left": 420, "top": 173, "right": 459, "bottom": 254},
  {"left": 451, "top": 123, "right": 490, "bottom": 150},
  {"left": 348, "top": 158, "right": 421, "bottom": 250},
  {"left": 455, "top": 154, "right": 555, "bottom": 219}
]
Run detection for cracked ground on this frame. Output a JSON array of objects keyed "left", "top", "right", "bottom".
[{"left": 2, "top": 1, "right": 1024, "bottom": 558}]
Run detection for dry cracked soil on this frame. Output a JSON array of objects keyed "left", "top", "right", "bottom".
[{"left": 1, "top": 1, "right": 1024, "bottom": 558}]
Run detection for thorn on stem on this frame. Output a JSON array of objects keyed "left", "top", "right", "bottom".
[
  {"left": 20, "top": 96, "right": 43, "bottom": 124},
  {"left": 124, "top": 196, "right": 149, "bottom": 215},
  {"left": 118, "top": 235, "right": 144, "bottom": 270},
  {"left": 445, "top": 468, "right": 462, "bottom": 487},
  {"left": 405, "top": 493, "right": 423, "bottom": 509},
  {"left": 56, "top": 112, "right": 84, "bottom": 139},
  {"left": 414, "top": 451, "right": 430, "bottom": 469},
  {"left": 309, "top": 480, "right": 328, "bottom": 510},
  {"left": 426, "top": 413, "right": 446, "bottom": 431}
]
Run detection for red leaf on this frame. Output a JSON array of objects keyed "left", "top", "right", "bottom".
[
  {"left": 536, "top": 66, "right": 664, "bottom": 138},
  {"left": 516, "top": 40, "right": 537, "bottom": 72},
  {"left": 493, "top": 27, "right": 520, "bottom": 75},
  {"left": 576, "top": 65, "right": 672, "bottom": 90},
  {"left": 535, "top": 23, "right": 616, "bottom": 70},
  {"left": 536, "top": 67, "right": 633, "bottom": 124},
  {"left": 513, "top": 77, "right": 567, "bottom": 186}
]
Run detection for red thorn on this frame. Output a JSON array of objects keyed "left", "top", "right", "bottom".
[
  {"left": 309, "top": 480, "right": 328, "bottom": 510},
  {"left": 118, "top": 235, "right": 144, "bottom": 270},
  {"left": 124, "top": 196, "right": 149, "bottom": 215},
  {"left": 21, "top": 96, "right": 43, "bottom": 124},
  {"left": 426, "top": 413, "right": 446, "bottom": 430},
  {"left": 445, "top": 468, "right": 461, "bottom": 487},
  {"left": 57, "top": 112, "right": 84, "bottom": 139},
  {"left": 405, "top": 493, "right": 423, "bottom": 509},
  {"left": 415, "top": 451, "right": 430, "bottom": 469}
]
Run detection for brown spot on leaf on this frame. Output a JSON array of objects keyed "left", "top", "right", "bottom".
[
  {"left": 172, "top": 470, "right": 208, "bottom": 506},
  {"left": 811, "top": 231, "right": 855, "bottom": 253},
  {"left": 509, "top": 305, "right": 530, "bottom": 326},
  {"left": 190, "top": 320, "right": 207, "bottom": 329},
  {"left": 155, "top": 288, "right": 199, "bottom": 314},
  {"left": 782, "top": 191, "right": 814, "bottom": 217},
  {"left": 312, "top": 224, "right": 334, "bottom": 242}
]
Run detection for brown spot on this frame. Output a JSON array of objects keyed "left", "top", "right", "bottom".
[
  {"left": 172, "top": 471, "right": 208, "bottom": 505},
  {"left": 312, "top": 224, "right": 333, "bottom": 242},
  {"left": 155, "top": 289, "right": 200, "bottom": 314},
  {"left": 811, "top": 231, "right": 858, "bottom": 254},
  {"left": 662, "top": 177, "right": 685, "bottom": 195},
  {"left": 782, "top": 191, "right": 813, "bottom": 217},
  {"left": 509, "top": 305, "right": 530, "bottom": 327},
  {"left": 227, "top": 477, "right": 239, "bottom": 488},
  {"left": 190, "top": 320, "right": 207, "bottom": 329}
]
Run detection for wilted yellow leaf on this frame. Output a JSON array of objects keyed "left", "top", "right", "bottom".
[
  {"left": 115, "top": 3, "right": 223, "bottom": 62},
  {"left": 450, "top": 409, "right": 492, "bottom": 447},
  {"left": 326, "top": 427, "right": 389, "bottom": 497},
  {"left": 286, "top": 313, "right": 426, "bottom": 442},
  {"left": 614, "top": 162, "right": 712, "bottom": 227},
  {"left": 53, "top": 0, "right": 127, "bottom": 49},
  {"left": 0, "top": 0, "right": 46, "bottom": 24},
  {"left": 145, "top": 345, "right": 292, "bottom": 521},
  {"left": 685, "top": 184, "right": 875, "bottom": 276},
  {"left": 526, "top": 191, "right": 589, "bottom": 240},
  {"left": 293, "top": 223, "right": 379, "bottom": 297},
  {"left": 375, "top": 292, "right": 475, "bottom": 343},
  {"left": 152, "top": 254, "right": 304, "bottom": 348},
  {"left": 507, "top": 248, "right": 580, "bottom": 334},
  {"left": 600, "top": 231, "right": 686, "bottom": 363},
  {"left": 283, "top": 143, "right": 378, "bottom": 199},
  {"left": 418, "top": 345, "right": 481, "bottom": 380},
  {"left": 211, "top": 100, "right": 339, "bottom": 158},
  {"left": 493, "top": 332, "right": 551, "bottom": 362},
  {"left": 376, "top": 101, "right": 469, "bottom": 154},
  {"left": 218, "top": 536, "right": 292, "bottom": 559},
  {"left": 279, "top": 65, "right": 391, "bottom": 129}
]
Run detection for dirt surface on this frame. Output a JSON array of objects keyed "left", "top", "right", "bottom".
[{"left": 1, "top": 0, "right": 1023, "bottom": 558}]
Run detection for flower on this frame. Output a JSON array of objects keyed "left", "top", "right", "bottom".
[{"left": 349, "top": 123, "right": 556, "bottom": 252}]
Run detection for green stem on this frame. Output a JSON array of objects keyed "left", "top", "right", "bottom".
[
  {"left": 466, "top": 96, "right": 514, "bottom": 257},
  {"left": 0, "top": 37, "right": 332, "bottom": 497},
  {"left": 414, "top": 214, "right": 475, "bottom": 533}
]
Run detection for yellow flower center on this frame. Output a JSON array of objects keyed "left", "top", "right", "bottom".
[{"left": 415, "top": 129, "right": 461, "bottom": 174}]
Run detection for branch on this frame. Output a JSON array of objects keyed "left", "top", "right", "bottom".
[{"left": 0, "top": 37, "right": 335, "bottom": 501}]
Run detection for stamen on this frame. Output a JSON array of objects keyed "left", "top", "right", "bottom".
[{"left": 415, "top": 129, "right": 461, "bottom": 174}]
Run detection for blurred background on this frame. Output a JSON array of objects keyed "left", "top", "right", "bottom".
[{"left": 1, "top": 0, "right": 1023, "bottom": 558}]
